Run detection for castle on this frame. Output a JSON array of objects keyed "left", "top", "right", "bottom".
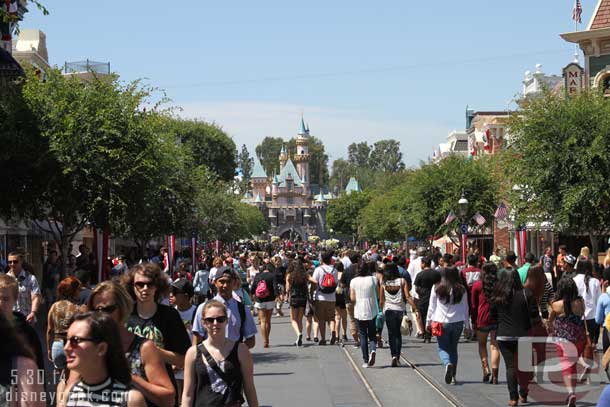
[{"left": 242, "top": 118, "right": 360, "bottom": 240}]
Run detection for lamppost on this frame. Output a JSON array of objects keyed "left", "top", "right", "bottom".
[{"left": 458, "top": 193, "right": 469, "bottom": 262}]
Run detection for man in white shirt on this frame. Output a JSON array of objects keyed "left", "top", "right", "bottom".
[{"left": 313, "top": 251, "right": 339, "bottom": 345}]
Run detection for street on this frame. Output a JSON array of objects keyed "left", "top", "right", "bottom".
[{"left": 251, "top": 314, "right": 608, "bottom": 407}]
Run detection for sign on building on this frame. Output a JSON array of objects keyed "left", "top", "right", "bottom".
[{"left": 562, "top": 62, "right": 584, "bottom": 95}]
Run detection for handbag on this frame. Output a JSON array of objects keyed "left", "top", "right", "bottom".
[
  {"left": 431, "top": 289, "right": 448, "bottom": 337},
  {"left": 431, "top": 321, "right": 443, "bottom": 337},
  {"left": 400, "top": 315, "right": 412, "bottom": 336},
  {"left": 372, "top": 276, "right": 385, "bottom": 330}
]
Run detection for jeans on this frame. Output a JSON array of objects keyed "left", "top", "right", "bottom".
[
  {"left": 436, "top": 321, "right": 463, "bottom": 366},
  {"left": 357, "top": 319, "right": 377, "bottom": 363},
  {"left": 498, "top": 340, "right": 532, "bottom": 401},
  {"left": 51, "top": 340, "right": 66, "bottom": 369},
  {"left": 385, "top": 310, "right": 404, "bottom": 357}
]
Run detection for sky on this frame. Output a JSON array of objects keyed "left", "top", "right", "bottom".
[{"left": 21, "top": 0, "right": 594, "bottom": 168}]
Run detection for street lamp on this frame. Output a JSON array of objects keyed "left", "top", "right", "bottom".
[
  {"left": 458, "top": 194, "right": 469, "bottom": 219},
  {"left": 458, "top": 193, "right": 469, "bottom": 262}
]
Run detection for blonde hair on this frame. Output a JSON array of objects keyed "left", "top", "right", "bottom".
[
  {"left": 604, "top": 248, "right": 610, "bottom": 267},
  {"left": 201, "top": 300, "right": 227, "bottom": 320},
  {"left": 88, "top": 281, "right": 134, "bottom": 324},
  {"left": 580, "top": 246, "right": 590, "bottom": 259}
]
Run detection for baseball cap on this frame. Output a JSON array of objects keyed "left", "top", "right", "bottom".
[
  {"left": 171, "top": 278, "right": 193, "bottom": 296},
  {"left": 563, "top": 254, "right": 576, "bottom": 265},
  {"left": 213, "top": 266, "right": 236, "bottom": 281}
]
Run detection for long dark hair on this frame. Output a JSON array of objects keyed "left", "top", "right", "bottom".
[
  {"left": 0, "top": 313, "right": 34, "bottom": 361},
  {"left": 492, "top": 269, "right": 523, "bottom": 306},
  {"left": 357, "top": 261, "right": 375, "bottom": 277},
  {"left": 554, "top": 276, "right": 581, "bottom": 316},
  {"left": 481, "top": 262, "right": 498, "bottom": 300},
  {"left": 435, "top": 267, "right": 465, "bottom": 304},
  {"left": 576, "top": 257, "right": 593, "bottom": 293},
  {"left": 524, "top": 265, "right": 546, "bottom": 300},
  {"left": 71, "top": 312, "right": 131, "bottom": 384},
  {"left": 287, "top": 259, "right": 308, "bottom": 285},
  {"left": 383, "top": 263, "right": 400, "bottom": 282}
]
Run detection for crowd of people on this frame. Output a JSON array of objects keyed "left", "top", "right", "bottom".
[{"left": 2, "top": 243, "right": 610, "bottom": 407}]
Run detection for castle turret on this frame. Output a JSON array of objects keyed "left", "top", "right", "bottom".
[
  {"left": 279, "top": 144, "right": 288, "bottom": 168},
  {"left": 294, "top": 117, "right": 310, "bottom": 196}
]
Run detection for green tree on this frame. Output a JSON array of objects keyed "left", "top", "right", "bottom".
[
  {"left": 402, "top": 156, "right": 498, "bottom": 244},
  {"left": 0, "top": 68, "right": 182, "bottom": 261},
  {"left": 326, "top": 191, "right": 371, "bottom": 240},
  {"left": 358, "top": 187, "right": 405, "bottom": 241},
  {"left": 348, "top": 142, "right": 371, "bottom": 167},
  {"left": 255, "top": 137, "right": 284, "bottom": 176},
  {"left": 169, "top": 118, "right": 237, "bottom": 181},
  {"left": 329, "top": 158, "right": 353, "bottom": 193},
  {"left": 369, "top": 139, "right": 405, "bottom": 172},
  {"left": 237, "top": 144, "right": 254, "bottom": 194},
  {"left": 507, "top": 89, "right": 610, "bottom": 255}
]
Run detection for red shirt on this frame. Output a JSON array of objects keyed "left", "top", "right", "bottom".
[{"left": 470, "top": 280, "right": 496, "bottom": 329}]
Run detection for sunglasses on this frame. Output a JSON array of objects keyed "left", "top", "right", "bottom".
[
  {"left": 94, "top": 304, "right": 118, "bottom": 314},
  {"left": 134, "top": 281, "right": 155, "bottom": 289},
  {"left": 67, "top": 336, "right": 98, "bottom": 346},
  {"left": 203, "top": 316, "right": 228, "bottom": 324}
]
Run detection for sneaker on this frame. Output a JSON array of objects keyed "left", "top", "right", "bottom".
[
  {"left": 391, "top": 357, "right": 398, "bottom": 367},
  {"left": 342, "top": 334, "right": 348, "bottom": 341},
  {"left": 297, "top": 334, "right": 303, "bottom": 347},
  {"left": 353, "top": 342, "right": 360, "bottom": 349},
  {"left": 445, "top": 364, "right": 454, "bottom": 384},
  {"left": 362, "top": 363, "right": 369, "bottom": 368},
  {"left": 319, "top": 339, "right": 327, "bottom": 346},
  {"left": 314, "top": 337, "right": 319, "bottom": 342},
  {"left": 330, "top": 333, "right": 337, "bottom": 345},
  {"left": 368, "top": 351, "right": 376, "bottom": 367},
  {"left": 566, "top": 393, "right": 576, "bottom": 407}
]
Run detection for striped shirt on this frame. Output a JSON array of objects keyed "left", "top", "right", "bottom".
[{"left": 67, "top": 378, "right": 129, "bottom": 407}]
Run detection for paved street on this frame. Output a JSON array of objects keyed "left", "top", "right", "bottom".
[{"left": 252, "top": 314, "right": 609, "bottom": 407}]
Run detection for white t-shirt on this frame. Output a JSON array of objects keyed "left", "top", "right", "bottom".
[
  {"left": 573, "top": 274, "right": 601, "bottom": 320},
  {"left": 341, "top": 256, "right": 352, "bottom": 270},
  {"left": 313, "top": 264, "right": 338, "bottom": 301},
  {"left": 208, "top": 267, "right": 219, "bottom": 283},
  {"left": 350, "top": 275, "right": 378, "bottom": 320},
  {"left": 174, "top": 304, "right": 196, "bottom": 380},
  {"left": 407, "top": 257, "right": 423, "bottom": 298}
]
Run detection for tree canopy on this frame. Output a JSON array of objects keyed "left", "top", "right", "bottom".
[{"left": 507, "top": 89, "right": 610, "bottom": 254}]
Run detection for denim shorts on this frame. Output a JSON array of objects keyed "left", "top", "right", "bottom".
[{"left": 51, "top": 340, "right": 67, "bottom": 369}]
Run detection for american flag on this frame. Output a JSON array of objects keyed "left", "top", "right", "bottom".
[
  {"left": 573, "top": 0, "right": 582, "bottom": 23},
  {"left": 472, "top": 212, "right": 486, "bottom": 226},
  {"left": 444, "top": 210, "right": 456, "bottom": 225},
  {"left": 494, "top": 202, "right": 508, "bottom": 220}
]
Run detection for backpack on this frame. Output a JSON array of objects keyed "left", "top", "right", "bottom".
[
  {"left": 255, "top": 278, "right": 270, "bottom": 298},
  {"left": 320, "top": 268, "right": 337, "bottom": 294}
]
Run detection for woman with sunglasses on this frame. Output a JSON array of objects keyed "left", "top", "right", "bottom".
[
  {"left": 88, "top": 281, "right": 175, "bottom": 407},
  {"left": 46, "top": 277, "right": 82, "bottom": 377},
  {"left": 182, "top": 300, "right": 259, "bottom": 407},
  {"left": 62, "top": 312, "right": 146, "bottom": 407}
]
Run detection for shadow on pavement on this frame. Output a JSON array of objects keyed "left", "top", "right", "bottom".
[{"left": 252, "top": 351, "right": 306, "bottom": 364}]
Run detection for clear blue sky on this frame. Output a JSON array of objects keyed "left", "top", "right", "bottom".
[{"left": 23, "top": 0, "right": 592, "bottom": 167}]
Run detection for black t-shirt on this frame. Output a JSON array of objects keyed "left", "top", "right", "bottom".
[
  {"left": 414, "top": 268, "right": 442, "bottom": 307},
  {"left": 340, "top": 264, "right": 357, "bottom": 304},
  {"left": 492, "top": 288, "right": 540, "bottom": 338},
  {"left": 127, "top": 304, "right": 190, "bottom": 406},
  {"left": 276, "top": 265, "right": 287, "bottom": 285},
  {"left": 252, "top": 271, "right": 277, "bottom": 302},
  {"left": 127, "top": 304, "right": 191, "bottom": 355}
]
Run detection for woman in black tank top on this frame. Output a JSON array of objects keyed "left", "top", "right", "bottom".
[{"left": 181, "top": 300, "right": 259, "bottom": 407}]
